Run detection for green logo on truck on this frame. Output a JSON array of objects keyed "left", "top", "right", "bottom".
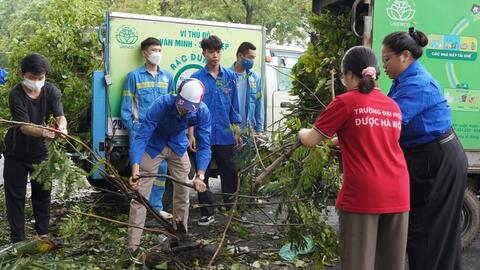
[
  {"left": 386, "top": 0, "right": 416, "bottom": 21},
  {"left": 116, "top": 25, "right": 138, "bottom": 47}
]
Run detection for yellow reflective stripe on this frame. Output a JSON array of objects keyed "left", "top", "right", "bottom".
[
  {"left": 157, "top": 82, "right": 168, "bottom": 88},
  {"left": 154, "top": 179, "right": 166, "bottom": 186},
  {"left": 136, "top": 82, "right": 155, "bottom": 89},
  {"left": 122, "top": 90, "right": 133, "bottom": 97}
]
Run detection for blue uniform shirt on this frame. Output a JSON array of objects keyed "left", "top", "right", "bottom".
[
  {"left": 130, "top": 95, "right": 212, "bottom": 171},
  {"left": 121, "top": 65, "right": 174, "bottom": 133},
  {"left": 191, "top": 66, "right": 242, "bottom": 145},
  {"left": 388, "top": 60, "right": 452, "bottom": 147},
  {"left": 230, "top": 64, "right": 264, "bottom": 132}
]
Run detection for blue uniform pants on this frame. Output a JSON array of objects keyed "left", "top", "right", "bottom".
[
  {"left": 130, "top": 131, "right": 167, "bottom": 213},
  {"left": 149, "top": 160, "right": 167, "bottom": 212}
]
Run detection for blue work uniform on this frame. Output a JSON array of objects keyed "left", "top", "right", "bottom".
[
  {"left": 121, "top": 64, "right": 174, "bottom": 212},
  {"left": 388, "top": 61, "right": 466, "bottom": 270},
  {"left": 387, "top": 60, "right": 451, "bottom": 147},
  {"left": 130, "top": 94, "right": 212, "bottom": 172},
  {"left": 230, "top": 64, "right": 264, "bottom": 132},
  {"left": 191, "top": 65, "right": 242, "bottom": 218},
  {"left": 191, "top": 66, "right": 242, "bottom": 145}
]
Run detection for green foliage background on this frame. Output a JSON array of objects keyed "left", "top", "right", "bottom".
[
  {"left": 0, "top": 0, "right": 106, "bottom": 138},
  {"left": 0, "top": 0, "right": 310, "bottom": 139},
  {"left": 290, "top": 6, "right": 359, "bottom": 123}
]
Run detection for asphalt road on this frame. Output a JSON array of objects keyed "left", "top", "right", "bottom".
[{"left": 325, "top": 207, "right": 480, "bottom": 270}]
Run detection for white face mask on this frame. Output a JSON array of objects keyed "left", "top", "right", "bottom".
[
  {"left": 147, "top": 51, "right": 162, "bottom": 65},
  {"left": 23, "top": 78, "right": 45, "bottom": 92}
]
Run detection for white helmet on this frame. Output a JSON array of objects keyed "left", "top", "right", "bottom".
[{"left": 176, "top": 78, "right": 205, "bottom": 112}]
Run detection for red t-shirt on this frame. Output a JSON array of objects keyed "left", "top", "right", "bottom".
[{"left": 314, "top": 89, "right": 409, "bottom": 214}]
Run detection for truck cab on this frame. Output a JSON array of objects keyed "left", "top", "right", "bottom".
[{"left": 265, "top": 44, "right": 305, "bottom": 132}]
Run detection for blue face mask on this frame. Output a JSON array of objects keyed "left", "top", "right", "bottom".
[{"left": 241, "top": 58, "right": 254, "bottom": 70}]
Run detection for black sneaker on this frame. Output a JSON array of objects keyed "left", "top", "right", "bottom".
[
  {"left": 197, "top": 216, "right": 215, "bottom": 226},
  {"left": 121, "top": 247, "right": 140, "bottom": 258},
  {"left": 120, "top": 247, "right": 140, "bottom": 268}
]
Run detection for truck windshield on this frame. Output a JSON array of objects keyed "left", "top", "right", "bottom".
[{"left": 273, "top": 54, "right": 300, "bottom": 92}]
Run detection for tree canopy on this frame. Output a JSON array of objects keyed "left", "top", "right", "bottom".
[{"left": 0, "top": 0, "right": 310, "bottom": 136}]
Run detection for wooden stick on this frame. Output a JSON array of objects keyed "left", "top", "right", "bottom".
[
  {"left": 255, "top": 141, "right": 302, "bottom": 183},
  {"left": 60, "top": 209, "right": 178, "bottom": 239},
  {"left": 232, "top": 217, "right": 306, "bottom": 227},
  {"left": 220, "top": 248, "right": 280, "bottom": 257}
]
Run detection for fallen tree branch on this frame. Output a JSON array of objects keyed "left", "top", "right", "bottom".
[
  {"left": 249, "top": 124, "right": 266, "bottom": 170},
  {"left": 232, "top": 217, "right": 306, "bottom": 227},
  {"left": 239, "top": 142, "right": 294, "bottom": 176},
  {"left": 255, "top": 141, "right": 302, "bottom": 183},
  {"left": 59, "top": 209, "right": 178, "bottom": 239},
  {"left": 207, "top": 160, "right": 244, "bottom": 268},
  {"left": 220, "top": 248, "right": 280, "bottom": 258},
  {"left": 191, "top": 193, "right": 323, "bottom": 209}
]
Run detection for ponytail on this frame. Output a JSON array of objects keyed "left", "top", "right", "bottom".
[
  {"left": 341, "top": 46, "right": 379, "bottom": 94},
  {"left": 358, "top": 67, "right": 376, "bottom": 93}
]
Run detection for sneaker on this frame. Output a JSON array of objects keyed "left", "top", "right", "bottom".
[
  {"left": 121, "top": 247, "right": 140, "bottom": 258},
  {"left": 159, "top": 211, "right": 173, "bottom": 219},
  {"left": 197, "top": 216, "right": 215, "bottom": 226},
  {"left": 120, "top": 247, "right": 140, "bottom": 267}
]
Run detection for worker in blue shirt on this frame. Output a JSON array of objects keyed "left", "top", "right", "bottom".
[
  {"left": 0, "top": 68, "right": 7, "bottom": 85},
  {"left": 382, "top": 28, "right": 467, "bottom": 270},
  {"left": 190, "top": 35, "right": 243, "bottom": 226},
  {"left": 126, "top": 78, "right": 211, "bottom": 253},
  {"left": 121, "top": 37, "right": 174, "bottom": 220},
  {"left": 230, "top": 41, "right": 264, "bottom": 134}
]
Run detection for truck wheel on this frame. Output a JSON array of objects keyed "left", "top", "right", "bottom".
[{"left": 460, "top": 189, "right": 480, "bottom": 249}]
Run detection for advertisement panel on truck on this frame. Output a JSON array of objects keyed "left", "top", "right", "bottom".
[
  {"left": 372, "top": 0, "right": 480, "bottom": 150},
  {"left": 107, "top": 12, "right": 265, "bottom": 137},
  {"left": 371, "top": 0, "right": 480, "bottom": 248}
]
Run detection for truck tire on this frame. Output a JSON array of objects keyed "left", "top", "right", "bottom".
[{"left": 460, "top": 189, "right": 480, "bottom": 249}]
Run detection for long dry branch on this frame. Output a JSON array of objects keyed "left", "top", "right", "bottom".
[
  {"left": 59, "top": 209, "right": 178, "bottom": 239},
  {"left": 255, "top": 141, "right": 303, "bottom": 183}
]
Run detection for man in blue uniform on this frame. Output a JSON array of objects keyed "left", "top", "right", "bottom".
[
  {"left": 230, "top": 42, "right": 264, "bottom": 134},
  {"left": 121, "top": 37, "right": 174, "bottom": 219},
  {"left": 190, "top": 35, "right": 243, "bottom": 226},
  {"left": 126, "top": 78, "right": 211, "bottom": 252}
]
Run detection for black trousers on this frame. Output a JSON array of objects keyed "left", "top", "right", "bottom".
[
  {"left": 403, "top": 134, "right": 467, "bottom": 270},
  {"left": 198, "top": 145, "right": 239, "bottom": 217},
  {"left": 3, "top": 156, "right": 51, "bottom": 243}
]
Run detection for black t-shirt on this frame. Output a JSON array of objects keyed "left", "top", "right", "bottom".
[{"left": 4, "top": 82, "right": 64, "bottom": 162}]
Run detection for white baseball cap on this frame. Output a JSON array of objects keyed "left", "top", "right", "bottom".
[{"left": 176, "top": 78, "right": 205, "bottom": 112}]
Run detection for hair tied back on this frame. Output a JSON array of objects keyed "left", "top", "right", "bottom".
[{"left": 362, "top": 67, "right": 377, "bottom": 80}]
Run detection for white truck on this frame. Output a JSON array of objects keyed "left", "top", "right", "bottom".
[{"left": 265, "top": 44, "right": 305, "bottom": 132}]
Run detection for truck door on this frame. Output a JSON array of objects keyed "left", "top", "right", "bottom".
[{"left": 265, "top": 48, "right": 303, "bottom": 132}]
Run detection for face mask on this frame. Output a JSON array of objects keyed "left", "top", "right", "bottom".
[
  {"left": 241, "top": 58, "right": 254, "bottom": 70},
  {"left": 23, "top": 78, "right": 45, "bottom": 92},
  {"left": 147, "top": 51, "right": 162, "bottom": 65}
]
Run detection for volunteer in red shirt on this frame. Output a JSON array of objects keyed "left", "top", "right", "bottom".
[{"left": 298, "top": 46, "right": 409, "bottom": 270}]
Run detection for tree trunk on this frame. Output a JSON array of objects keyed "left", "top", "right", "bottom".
[{"left": 242, "top": 0, "right": 253, "bottom": 24}]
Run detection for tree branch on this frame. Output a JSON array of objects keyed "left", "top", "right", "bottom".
[
  {"left": 59, "top": 209, "right": 178, "bottom": 239},
  {"left": 255, "top": 141, "right": 303, "bottom": 183}
]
